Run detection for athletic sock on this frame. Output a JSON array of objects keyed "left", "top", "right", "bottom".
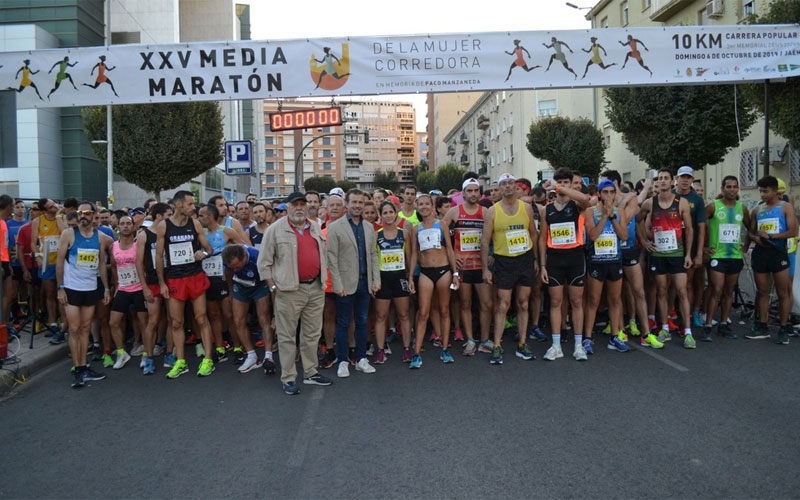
[
  {"left": 246, "top": 350, "right": 256, "bottom": 360},
  {"left": 551, "top": 334, "right": 561, "bottom": 345},
  {"left": 684, "top": 328, "right": 692, "bottom": 336},
  {"left": 648, "top": 315, "right": 655, "bottom": 321},
  {"left": 264, "top": 351, "right": 273, "bottom": 360},
  {"left": 574, "top": 334, "right": 582, "bottom": 346},
  {"left": 662, "top": 324, "right": 669, "bottom": 332}
]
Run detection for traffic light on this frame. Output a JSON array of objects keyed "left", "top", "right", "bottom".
[{"left": 364, "top": 129, "right": 369, "bottom": 144}]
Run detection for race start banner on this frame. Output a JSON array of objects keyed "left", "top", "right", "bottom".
[{"left": 1, "top": 24, "right": 798, "bottom": 109}]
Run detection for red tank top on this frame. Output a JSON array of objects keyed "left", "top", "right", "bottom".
[{"left": 453, "top": 204, "right": 483, "bottom": 271}]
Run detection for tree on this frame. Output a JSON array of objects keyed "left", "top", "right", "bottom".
[
  {"left": 604, "top": 86, "right": 756, "bottom": 171},
  {"left": 526, "top": 116, "right": 606, "bottom": 180},
  {"left": 83, "top": 102, "right": 223, "bottom": 200},
  {"left": 434, "top": 163, "right": 466, "bottom": 193},
  {"left": 373, "top": 170, "right": 400, "bottom": 193},
  {"left": 416, "top": 171, "right": 437, "bottom": 194},
  {"left": 740, "top": 0, "right": 800, "bottom": 148},
  {"left": 336, "top": 180, "right": 356, "bottom": 192},
  {"left": 303, "top": 176, "right": 336, "bottom": 194}
]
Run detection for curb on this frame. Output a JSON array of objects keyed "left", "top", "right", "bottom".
[{"left": 0, "top": 342, "right": 70, "bottom": 395}]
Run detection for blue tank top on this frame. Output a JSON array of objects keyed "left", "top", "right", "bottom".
[
  {"left": 588, "top": 207, "right": 622, "bottom": 263},
  {"left": 203, "top": 226, "right": 226, "bottom": 279},
  {"left": 620, "top": 213, "right": 637, "bottom": 250},
  {"left": 6, "top": 219, "right": 26, "bottom": 266},
  {"left": 206, "top": 226, "right": 226, "bottom": 255},
  {"left": 756, "top": 202, "right": 788, "bottom": 250},
  {"left": 64, "top": 228, "right": 100, "bottom": 291}
]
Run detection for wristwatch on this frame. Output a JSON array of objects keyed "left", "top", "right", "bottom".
[
  {"left": 201, "top": 249, "right": 209, "bottom": 257},
  {"left": 270, "top": 284, "right": 277, "bottom": 292}
]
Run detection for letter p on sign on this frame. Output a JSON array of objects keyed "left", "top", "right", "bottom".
[{"left": 224, "top": 140, "right": 252, "bottom": 175}]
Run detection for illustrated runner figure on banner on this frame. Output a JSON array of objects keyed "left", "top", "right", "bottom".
[
  {"left": 314, "top": 47, "right": 350, "bottom": 89},
  {"left": 47, "top": 56, "right": 79, "bottom": 98},
  {"left": 504, "top": 39, "right": 540, "bottom": 81},
  {"left": 581, "top": 37, "right": 616, "bottom": 79},
  {"left": 619, "top": 35, "right": 652, "bottom": 76},
  {"left": 8, "top": 59, "right": 43, "bottom": 100},
  {"left": 82, "top": 55, "right": 118, "bottom": 97},
  {"left": 543, "top": 37, "right": 577, "bottom": 79}
]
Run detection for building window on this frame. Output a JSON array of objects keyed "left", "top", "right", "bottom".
[
  {"left": 743, "top": 0, "right": 755, "bottom": 16},
  {"left": 502, "top": 119, "right": 507, "bottom": 132},
  {"left": 643, "top": 0, "right": 651, "bottom": 9},
  {"left": 502, "top": 148, "right": 507, "bottom": 162},
  {"left": 265, "top": 136, "right": 275, "bottom": 145},
  {"left": 265, "top": 161, "right": 275, "bottom": 170},
  {"left": 621, "top": 1, "right": 629, "bottom": 25},
  {"left": 265, "top": 174, "right": 276, "bottom": 183},
  {"left": 603, "top": 124, "right": 612, "bottom": 148},
  {"left": 510, "top": 144, "right": 514, "bottom": 160},
  {"left": 508, "top": 112, "right": 514, "bottom": 128},
  {"left": 600, "top": 16, "right": 608, "bottom": 28},
  {"left": 205, "top": 168, "right": 222, "bottom": 190},
  {"left": 321, "top": 149, "right": 333, "bottom": 158},
  {"left": 265, "top": 149, "right": 275, "bottom": 158},
  {"left": 538, "top": 100, "right": 557, "bottom": 117},
  {"left": 322, "top": 136, "right": 334, "bottom": 145},
  {"left": 323, "top": 162, "right": 333, "bottom": 170},
  {"left": 285, "top": 173, "right": 295, "bottom": 186}
]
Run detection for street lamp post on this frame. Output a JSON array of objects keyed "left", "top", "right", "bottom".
[{"left": 105, "top": 0, "right": 113, "bottom": 208}]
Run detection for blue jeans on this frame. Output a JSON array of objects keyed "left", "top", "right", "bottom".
[{"left": 335, "top": 277, "right": 370, "bottom": 363}]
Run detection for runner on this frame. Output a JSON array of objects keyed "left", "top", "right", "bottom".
[
  {"left": 704, "top": 176, "right": 749, "bottom": 341},
  {"left": 673, "top": 166, "right": 707, "bottom": 329},
  {"left": 155, "top": 190, "right": 215, "bottom": 378},
  {"left": 55, "top": 202, "right": 112, "bottom": 388},
  {"left": 4, "top": 200, "right": 27, "bottom": 330},
  {"left": 372, "top": 201, "right": 414, "bottom": 364},
  {"left": 581, "top": 36, "right": 616, "bottom": 79},
  {"left": 31, "top": 198, "right": 68, "bottom": 340},
  {"left": 441, "top": 178, "right": 493, "bottom": 355},
  {"left": 638, "top": 168, "right": 697, "bottom": 349},
  {"left": 504, "top": 39, "right": 540, "bottom": 81},
  {"left": 619, "top": 35, "right": 652, "bottom": 76},
  {"left": 46, "top": 56, "right": 79, "bottom": 98},
  {"left": 248, "top": 202, "right": 270, "bottom": 246},
  {"left": 746, "top": 176, "right": 798, "bottom": 344},
  {"left": 482, "top": 173, "right": 538, "bottom": 365},
  {"left": 543, "top": 37, "right": 578, "bottom": 78},
  {"left": 82, "top": 55, "right": 118, "bottom": 97},
  {"left": 538, "top": 169, "right": 591, "bottom": 361},
  {"left": 398, "top": 185, "right": 420, "bottom": 225}
]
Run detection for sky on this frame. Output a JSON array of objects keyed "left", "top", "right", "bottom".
[{"left": 249, "top": 0, "right": 593, "bottom": 131}]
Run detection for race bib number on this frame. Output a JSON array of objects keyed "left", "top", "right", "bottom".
[
  {"left": 594, "top": 234, "right": 618, "bottom": 256},
  {"left": 719, "top": 224, "right": 740, "bottom": 244},
  {"left": 459, "top": 230, "right": 481, "bottom": 252},
  {"left": 202, "top": 254, "right": 224, "bottom": 277},
  {"left": 44, "top": 235, "right": 59, "bottom": 253},
  {"left": 549, "top": 222, "right": 576, "bottom": 246},
  {"left": 758, "top": 217, "right": 779, "bottom": 235},
  {"left": 418, "top": 228, "right": 442, "bottom": 251},
  {"left": 506, "top": 229, "right": 530, "bottom": 255},
  {"left": 169, "top": 242, "right": 194, "bottom": 266},
  {"left": 117, "top": 265, "right": 139, "bottom": 287},
  {"left": 654, "top": 229, "right": 678, "bottom": 252},
  {"left": 380, "top": 248, "right": 405, "bottom": 271},
  {"left": 150, "top": 248, "right": 168, "bottom": 269},
  {"left": 76, "top": 248, "right": 99, "bottom": 270}
]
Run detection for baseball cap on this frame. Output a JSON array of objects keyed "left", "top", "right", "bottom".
[
  {"left": 276, "top": 203, "right": 287, "bottom": 212},
  {"left": 598, "top": 179, "right": 616, "bottom": 191},
  {"left": 329, "top": 187, "right": 345, "bottom": 198},
  {"left": 286, "top": 192, "right": 307, "bottom": 204},
  {"left": 677, "top": 166, "right": 694, "bottom": 177},
  {"left": 387, "top": 195, "right": 401, "bottom": 206},
  {"left": 498, "top": 173, "right": 516, "bottom": 183},
  {"left": 429, "top": 189, "right": 442, "bottom": 196},
  {"left": 462, "top": 178, "right": 480, "bottom": 190},
  {"left": 777, "top": 178, "right": 787, "bottom": 194},
  {"left": 129, "top": 207, "right": 146, "bottom": 216}
]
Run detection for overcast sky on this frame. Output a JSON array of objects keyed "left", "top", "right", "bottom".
[{"left": 249, "top": 0, "right": 593, "bottom": 131}]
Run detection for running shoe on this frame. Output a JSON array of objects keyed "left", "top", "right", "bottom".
[
  {"left": 617, "top": 330, "right": 628, "bottom": 342},
  {"left": 667, "top": 318, "right": 680, "bottom": 332},
  {"left": 366, "top": 343, "right": 375, "bottom": 356},
  {"left": 304, "top": 373, "right": 333, "bottom": 386},
  {"left": 386, "top": 330, "right": 399, "bottom": 344},
  {"left": 71, "top": 369, "right": 85, "bottom": 389},
  {"left": 143, "top": 357, "right": 156, "bottom": 375},
  {"left": 602, "top": 323, "right": 611, "bottom": 335},
  {"left": 627, "top": 321, "right": 641, "bottom": 336},
  {"left": 337, "top": 361, "right": 350, "bottom": 377},
  {"left": 283, "top": 382, "right": 300, "bottom": 395},
  {"left": 683, "top": 334, "right": 697, "bottom": 349},
  {"left": 319, "top": 349, "right": 336, "bottom": 368},
  {"left": 462, "top": 339, "right": 477, "bottom": 356},
  {"left": 656, "top": 329, "right": 671, "bottom": 343},
  {"left": 102, "top": 353, "right": 114, "bottom": 368},
  {"left": 48, "top": 331, "right": 66, "bottom": 345},
  {"left": 255, "top": 339, "right": 264, "bottom": 348},
  {"left": 648, "top": 318, "right": 658, "bottom": 333},
  {"left": 356, "top": 358, "right": 376, "bottom": 373},
  {"left": 215, "top": 347, "right": 228, "bottom": 363},
  {"left": 692, "top": 312, "right": 704, "bottom": 328},
  {"left": 745, "top": 322, "right": 770, "bottom": 340},
  {"left": 233, "top": 348, "right": 245, "bottom": 365},
  {"left": 776, "top": 326, "right": 791, "bottom": 345},
  {"left": 195, "top": 343, "right": 205, "bottom": 358},
  {"left": 409, "top": 354, "right": 422, "bottom": 369},
  {"left": 582, "top": 338, "right": 595, "bottom": 355},
  {"left": 263, "top": 358, "right": 276, "bottom": 375},
  {"left": 185, "top": 333, "right": 198, "bottom": 345},
  {"left": 573, "top": 345, "right": 588, "bottom": 361},
  {"left": 384, "top": 344, "right": 392, "bottom": 355},
  {"left": 112, "top": 350, "right": 131, "bottom": 370},
  {"left": 197, "top": 358, "right": 215, "bottom": 377},
  {"left": 440, "top": 349, "right": 455, "bottom": 364},
  {"left": 718, "top": 322, "right": 737, "bottom": 339},
  {"left": 515, "top": 344, "right": 534, "bottom": 361},
  {"left": 238, "top": 355, "right": 262, "bottom": 373},
  {"left": 131, "top": 342, "right": 144, "bottom": 357},
  {"left": 402, "top": 347, "right": 413, "bottom": 363},
  {"left": 153, "top": 344, "right": 165, "bottom": 356},
  {"left": 81, "top": 366, "right": 107, "bottom": 381},
  {"left": 607, "top": 336, "right": 631, "bottom": 353},
  {"left": 489, "top": 346, "right": 503, "bottom": 365},
  {"left": 163, "top": 353, "right": 176, "bottom": 368},
  {"left": 701, "top": 326, "right": 713, "bottom": 342},
  {"left": 543, "top": 345, "right": 564, "bottom": 361},
  {"left": 432, "top": 336, "right": 443, "bottom": 348},
  {"left": 640, "top": 333, "right": 664, "bottom": 349},
  {"left": 453, "top": 328, "right": 465, "bottom": 342},
  {"left": 791, "top": 324, "right": 800, "bottom": 338},
  {"left": 528, "top": 325, "right": 548, "bottom": 342},
  {"left": 374, "top": 349, "right": 386, "bottom": 365},
  {"left": 478, "top": 339, "right": 494, "bottom": 353}
]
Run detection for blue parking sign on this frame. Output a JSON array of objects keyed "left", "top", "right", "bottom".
[{"left": 225, "top": 140, "right": 252, "bottom": 175}]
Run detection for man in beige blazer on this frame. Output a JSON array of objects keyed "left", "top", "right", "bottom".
[{"left": 326, "top": 189, "right": 381, "bottom": 378}]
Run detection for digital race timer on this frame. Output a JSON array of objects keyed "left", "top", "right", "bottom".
[{"left": 268, "top": 106, "right": 342, "bottom": 132}]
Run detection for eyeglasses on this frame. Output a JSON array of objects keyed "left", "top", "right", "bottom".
[{"left": 77, "top": 210, "right": 94, "bottom": 216}]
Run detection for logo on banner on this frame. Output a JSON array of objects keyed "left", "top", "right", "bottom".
[{"left": 310, "top": 43, "right": 350, "bottom": 91}]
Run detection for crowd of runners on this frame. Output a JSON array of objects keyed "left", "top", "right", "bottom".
[{"left": 0, "top": 165, "right": 796, "bottom": 393}]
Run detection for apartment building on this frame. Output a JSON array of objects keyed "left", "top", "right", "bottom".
[
  {"left": 343, "top": 101, "right": 416, "bottom": 190},
  {"left": 261, "top": 100, "right": 344, "bottom": 196},
  {"left": 426, "top": 92, "right": 483, "bottom": 171},
  {"left": 586, "top": 0, "right": 797, "bottom": 200},
  {"left": 442, "top": 89, "right": 594, "bottom": 183}
]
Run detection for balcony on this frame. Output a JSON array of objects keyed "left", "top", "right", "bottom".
[
  {"left": 447, "top": 145, "right": 455, "bottom": 155},
  {"left": 477, "top": 141, "right": 488, "bottom": 154},
  {"left": 650, "top": 0, "right": 694, "bottom": 21},
  {"left": 477, "top": 115, "right": 490, "bottom": 129},
  {"left": 460, "top": 132, "right": 469, "bottom": 144},
  {"left": 460, "top": 154, "right": 469, "bottom": 166},
  {"left": 478, "top": 162, "right": 487, "bottom": 176}
]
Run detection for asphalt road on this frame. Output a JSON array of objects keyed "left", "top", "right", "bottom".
[{"left": 1, "top": 325, "right": 799, "bottom": 499}]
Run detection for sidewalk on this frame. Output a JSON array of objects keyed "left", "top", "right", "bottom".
[{"left": 1, "top": 325, "right": 69, "bottom": 394}]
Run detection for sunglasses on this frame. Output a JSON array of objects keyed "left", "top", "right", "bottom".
[{"left": 77, "top": 210, "right": 95, "bottom": 216}]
